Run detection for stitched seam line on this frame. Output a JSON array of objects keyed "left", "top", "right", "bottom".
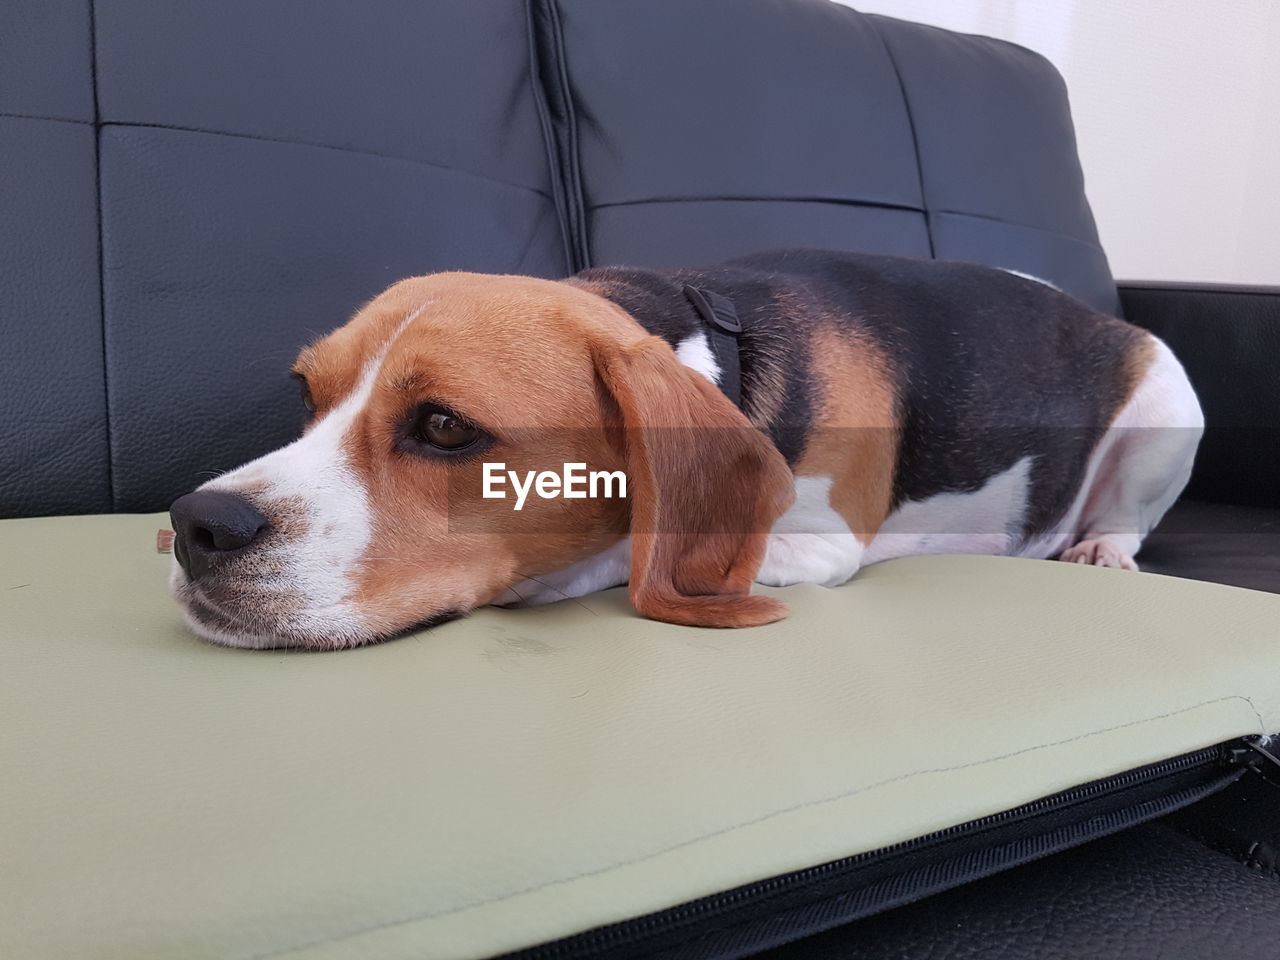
[
  {"left": 593, "top": 195, "right": 926, "bottom": 214},
  {"left": 589, "top": 196, "right": 1109, "bottom": 255},
  {"left": 98, "top": 120, "right": 552, "bottom": 199},
  {"left": 866, "top": 16, "right": 933, "bottom": 259},
  {"left": 88, "top": 0, "right": 114, "bottom": 510},
  {"left": 245, "top": 694, "right": 1267, "bottom": 960},
  {"left": 0, "top": 109, "right": 93, "bottom": 125},
  {"left": 933, "top": 207, "right": 1108, "bottom": 248}
]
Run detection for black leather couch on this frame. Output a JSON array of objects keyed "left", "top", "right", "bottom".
[{"left": 4, "top": 1, "right": 1278, "bottom": 956}]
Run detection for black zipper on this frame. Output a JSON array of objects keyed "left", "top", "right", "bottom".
[{"left": 502, "top": 738, "right": 1272, "bottom": 960}]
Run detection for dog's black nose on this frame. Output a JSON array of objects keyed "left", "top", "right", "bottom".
[{"left": 170, "top": 490, "right": 269, "bottom": 580}]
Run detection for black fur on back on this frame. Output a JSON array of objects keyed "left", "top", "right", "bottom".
[{"left": 573, "top": 249, "right": 1146, "bottom": 538}]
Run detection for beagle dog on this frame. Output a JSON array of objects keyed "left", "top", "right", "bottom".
[{"left": 169, "top": 249, "right": 1202, "bottom": 649}]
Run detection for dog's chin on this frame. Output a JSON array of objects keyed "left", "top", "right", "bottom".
[
  {"left": 170, "top": 566, "right": 466, "bottom": 651},
  {"left": 175, "top": 586, "right": 342, "bottom": 651},
  {"left": 165, "top": 571, "right": 336, "bottom": 651}
]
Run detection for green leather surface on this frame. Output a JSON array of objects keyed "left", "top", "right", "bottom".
[{"left": 2, "top": 513, "right": 1278, "bottom": 959}]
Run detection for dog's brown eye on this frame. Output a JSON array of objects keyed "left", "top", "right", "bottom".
[
  {"left": 291, "top": 373, "right": 315, "bottom": 413},
  {"left": 414, "top": 408, "right": 480, "bottom": 450}
]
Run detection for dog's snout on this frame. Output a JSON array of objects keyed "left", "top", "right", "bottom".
[{"left": 170, "top": 490, "right": 269, "bottom": 579}]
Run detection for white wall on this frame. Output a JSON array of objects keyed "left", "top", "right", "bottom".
[{"left": 840, "top": 0, "right": 1280, "bottom": 284}]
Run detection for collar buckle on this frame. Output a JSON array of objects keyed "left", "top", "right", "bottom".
[{"left": 683, "top": 285, "right": 743, "bottom": 408}]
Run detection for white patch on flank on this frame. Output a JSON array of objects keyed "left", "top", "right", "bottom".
[
  {"left": 180, "top": 310, "right": 425, "bottom": 647},
  {"left": 674, "top": 331, "right": 722, "bottom": 384},
  {"left": 1027, "top": 335, "right": 1203, "bottom": 567},
  {"left": 757, "top": 476, "right": 865, "bottom": 587},
  {"left": 863, "top": 456, "right": 1035, "bottom": 566},
  {"left": 494, "top": 537, "right": 632, "bottom": 606},
  {"left": 1001, "top": 268, "right": 1061, "bottom": 291}
]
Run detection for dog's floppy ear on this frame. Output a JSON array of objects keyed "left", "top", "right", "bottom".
[{"left": 592, "top": 335, "right": 795, "bottom": 628}]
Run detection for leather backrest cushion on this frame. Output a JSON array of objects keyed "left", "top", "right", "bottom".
[
  {"left": 1, "top": 1, "right": 566, "bottom": 517},
  {"left": 4, "top": 0, "right": 1119, "bottom": 517},
  {"left": 97, "top": 1, "right": 568, "bottom": 513},
  {"left": 0, "top": 6, "right": 108, "bottom": 516},
  {"left": 540, "top": 0, "right": 1118, "bottom": 315}
]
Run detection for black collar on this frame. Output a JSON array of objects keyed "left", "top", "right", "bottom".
[{"left": 682, "top": 285, "right": 743, "bottom": 408}]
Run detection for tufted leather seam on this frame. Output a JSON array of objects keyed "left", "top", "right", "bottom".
[
  {"left": 593, "top": 195, "right": 926, "bottom": 213},
  {"left": 0, "top": 110, "right": 93, "bottom": 126},
  {"left": 526, "top": 0, "right": 579, "bottom": 273},
  {"left": 865, "top": 15, "right": 934, "bottom": 259},
  {"left": 87, "top": 0, "right": 115, "bottom": 509},
  {"left": 934, "top": 207, "right": 1112, "bottom": 250},
  {"left": 243, "top": 694, "right": 1268, "bottom": 960},
  {"left": 585, "top": 198, "right": 1111, "bottom": 255},
  {"left": 526, "top": 0, "right": 590, "bottom": 271},
  {"left": 96, "top": 120, "right": 555, "bottom": 199}
]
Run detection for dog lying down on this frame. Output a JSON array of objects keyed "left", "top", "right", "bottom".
[{"left": 168, "top": 249, "right": 1202, "bottom": 649}]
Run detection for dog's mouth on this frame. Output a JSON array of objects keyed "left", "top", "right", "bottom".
[
  {"left": 171, "top": 564, "right": 466, "bottom": 651},
  {"left": 171, "top": 571, "right": 307, "bottom": 649}
]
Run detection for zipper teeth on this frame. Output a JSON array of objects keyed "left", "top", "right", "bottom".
[{"left": 528, "top": 743, "right": 1226, "bottom": 957}]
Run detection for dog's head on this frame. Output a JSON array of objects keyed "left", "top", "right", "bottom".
[{"left": 169, "top": 273, "right": 794, "bottom": 649}]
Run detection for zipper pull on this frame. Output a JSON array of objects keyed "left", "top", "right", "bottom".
[{"left": 1225, "top": 736, "right": 1280, "bottom": 780}]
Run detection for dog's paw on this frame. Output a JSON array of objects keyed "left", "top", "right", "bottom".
[{"left": 1059, "top": 538, "right": 1138, "bottom": 571}]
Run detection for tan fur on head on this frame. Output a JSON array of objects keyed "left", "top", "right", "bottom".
[{"left": 172, "top": 272, "right": 794, "bottom": 648}]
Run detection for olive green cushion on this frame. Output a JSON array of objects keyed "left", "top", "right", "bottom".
[{"left": 3, "top": 513, "right": 1278, "bottom": 959}]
